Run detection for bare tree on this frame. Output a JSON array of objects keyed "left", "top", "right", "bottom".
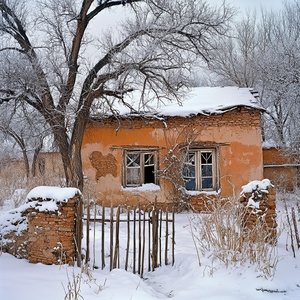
[
  {"left": 0, "top": 0, "right": 234, "bottom": 190},
  {"left": 208, "top": 10, "right": 260, "bottom": 88},
  {"left": 0, "top": 101, "right": 50, "bottom": 179},
  {"left": 208, "top": 2, "right": 300, "bottom": 148}
]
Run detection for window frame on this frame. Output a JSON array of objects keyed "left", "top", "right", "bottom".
[
  {"left": 123, "top": 149, "right": 159, "bottom": 188},
  {"left": 183, "top": 148, "right": 218, "bottom": 191}
]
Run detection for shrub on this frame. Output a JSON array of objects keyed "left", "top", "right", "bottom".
[{"left": 189, "top": 197, "right": 278, "bottom": 279}]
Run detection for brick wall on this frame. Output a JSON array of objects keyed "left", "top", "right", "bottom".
[
  {"left": 240, "top": 180, "right": 277, "bottom": 241},
  {"left": 26, "top": 195, "right": 81, "bottom": 265},
  {"left": 1, "top": 189, "right": 82, "bottom": 265}
]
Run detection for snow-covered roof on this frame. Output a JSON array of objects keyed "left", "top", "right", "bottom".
[{"left": 104, "top": 86, "right": 262, "bottom": 118}]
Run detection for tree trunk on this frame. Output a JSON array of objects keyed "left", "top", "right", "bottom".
[
  {"left": 31, "top": 139, "right": 44, "bottom": 177},
  {"left": 51, "top": 118, "right": 85, "bottom": 191},
  {"left": 21, "top": 146, "right": 30, "bottom": 180}
]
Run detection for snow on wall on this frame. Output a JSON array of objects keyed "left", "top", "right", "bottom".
[
  {"left": 0, "top": 186, "right": 81, "bottom": 237},
  {"left": 241, "top": 179, "right": 273, "bottom": 195},
  {"left": 26, "top": 186, "right": 81, "bottom": 202}
]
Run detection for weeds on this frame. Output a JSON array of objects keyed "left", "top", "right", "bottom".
[
  {"left": 189, "top": 198, "right": 279, "bottom": 279},
  {"left": 62, "top": 264, "right": 106, "bottom": 300}
]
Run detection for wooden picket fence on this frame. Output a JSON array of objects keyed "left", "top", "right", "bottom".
[{"left": 84, "top": 201, "right": 175, "bottom": 277}]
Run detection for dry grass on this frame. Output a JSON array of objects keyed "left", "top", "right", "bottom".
[
  {"left": 189, "top": 198, "right": 279, "bottom": 279},
  {"left": 0, "top": 162, "right": 65, "bottom": 209}
]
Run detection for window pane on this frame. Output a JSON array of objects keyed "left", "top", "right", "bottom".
[
  {"left": 183, "top": 164, "right": 195, "bottom": 178},
  {"left": 126, "top": 168, "right": 141, "bottom": 185},
  {"left": 185, "top": 178, "right": 196, "bottom": 190},
  {"left": 202, "top": 178, "right": 213, "bottom": 189},
  {"left": 201, "top": 152, "right": 212, "bottom": 164},
  {"left": 201, "top": 165, "right": 212, "bottom": 176},
  {"left": 187, "top": 153, "right": 195, "bottom": 165},
  {"left": 144, "top": 165, "right": 155, "bottom": 184},
  {"left": 144, "top": 153, "right": 154, "bottom": 166},
  {"left": 127, "top": 153, "right": 140, "bottom": 167}
]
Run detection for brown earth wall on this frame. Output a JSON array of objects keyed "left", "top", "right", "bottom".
[
  {"left": 2, "top": 194, "right": 81, "bottom": 265},
  {"left": 240, "top": 187, "right": 277, "bottom": 241},
  {"left": 26, "top": 196, "right": 78, "bottom": 265},
  {"left": 1, "top": 231, "right": 28, "bottom": 259}
]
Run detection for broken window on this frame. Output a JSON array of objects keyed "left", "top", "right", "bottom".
[
  {"left": 183, "top": 149, "right": 218, "bottom": 191},
  {"left": 124, "top": 150, "right": 158, "bottom": 187}
]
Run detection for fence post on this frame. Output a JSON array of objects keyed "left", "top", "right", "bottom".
[
  {"left": 172, "top": 209, "right": 175, "bottom": 266},
  {"left": 85, "top": 198, "right": 90, "bottom": 265},
  {"left": 125, "top": 207, "right": 130, "bottom": 271},
  {"left": 75, "top": 194, "right": 83, "bottom": 267},
  {"left": 109, "top": 204, "right": 114, "bottom": 271},
  {"left": 165, "top": 208, "right": 169, "bottom": 265},
  {"left": 101, "top": 204, "right": 105, "bottom": 269},
  {"left": 151, "top": 201, "right": 159, "bottom": 270},
  {"left": 140, "top": 206, "right": 146, "bottom": 278},
  {"left": 113, "top": 206, "right": 120, "bottom": 269},
  {"left": 138, "top": 205, "right": 142, "bottom": 275},
  {"left": 133, "top": 207, "right": 136, "bottom": 274}
]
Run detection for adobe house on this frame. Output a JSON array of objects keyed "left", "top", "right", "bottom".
[{"left": 81, "top": 87, "right": 264, "bottom": 210}]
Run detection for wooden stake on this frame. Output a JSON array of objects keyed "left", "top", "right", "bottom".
[
  {"left": 109, "top": 204, "right": 114, "bottom": 271},
  {"left": 165, "top": 208, "right": 169, "bottom": 265},
  {"left": 172, "top": 209, "right": 175, "bottom": 266},
  {"left": 125, "top": 207, "right": 130, "bottom": 271},
  {"left": 113, "top": 206, "right": 120, "bottom": 269},
  {"left": 141, "top": 207, "right": 146, "bottom": 278},
  {"left": 133, "top": 207, "right": 136, "bottom": 274},
  {"left": 292, "top": 207, "right": 300, "bottom": 248},
  {"left": 101, "top": 203, "right": 105, "bottom": 269},
  {"left": 85, "top": 198, "right": 90, "bottom": 265},
  {"left": 138, "top": 206, "right": 142, "bottom": 275},
  {"left": 148, "top": 209, "right": 151, "bottom": 272}
]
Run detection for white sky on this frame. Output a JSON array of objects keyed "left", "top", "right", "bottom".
[
  {"left": 213, "top": 0, "right": 283, "bottom": 11},
  {"left": 89, "top": 0, "right": 284, "bottom": 34}
]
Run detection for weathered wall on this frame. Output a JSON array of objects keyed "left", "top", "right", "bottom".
[
  {"left": 240, "top": 180, "right": 277, "bottom": 241},
  {"left": 26, "top": 196, "right": 79, "bottom": 265},
  {"left": 1, "top": 192, "right": 82, "bottom": 265},
  {"left": 263, "top": 148, "right": 299, "bottom": 191},
  {"left": 82, "top": 108, "right": 263, "bottom": 208}
]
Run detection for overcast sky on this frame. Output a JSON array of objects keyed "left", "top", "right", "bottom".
[{"left": 213, "top": 0, "right": 283, "bottom": 11}]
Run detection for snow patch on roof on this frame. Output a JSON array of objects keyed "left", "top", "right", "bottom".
[{"left": 107, "top": 86, "right": 262, "bottom": 117}]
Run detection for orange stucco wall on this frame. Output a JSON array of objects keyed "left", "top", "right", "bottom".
[{"left": 82, "top": 108, "right": 263, "bottom": 208}]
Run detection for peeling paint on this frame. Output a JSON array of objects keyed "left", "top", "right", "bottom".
[{"left": 89, "top": 151, "right": 118, "bottom": 180}]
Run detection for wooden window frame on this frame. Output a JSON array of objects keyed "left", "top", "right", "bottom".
[
  {"left": 183, "top": 148, "right": 218, "bottom": 191},
  {"left": 123, "top": 149, "right": 158, "bottom": 187}
]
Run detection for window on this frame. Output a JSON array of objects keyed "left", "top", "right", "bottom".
[
  {"left": 124, "top": 150, "right": 158, "bottom": 187},
  {"left": 183, "top": 149, "right": 218, "bottom": 191}
]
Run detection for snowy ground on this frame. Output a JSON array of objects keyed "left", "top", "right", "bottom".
[{"left": 1, "top": 196, "right": 300, "bottom": 300}]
